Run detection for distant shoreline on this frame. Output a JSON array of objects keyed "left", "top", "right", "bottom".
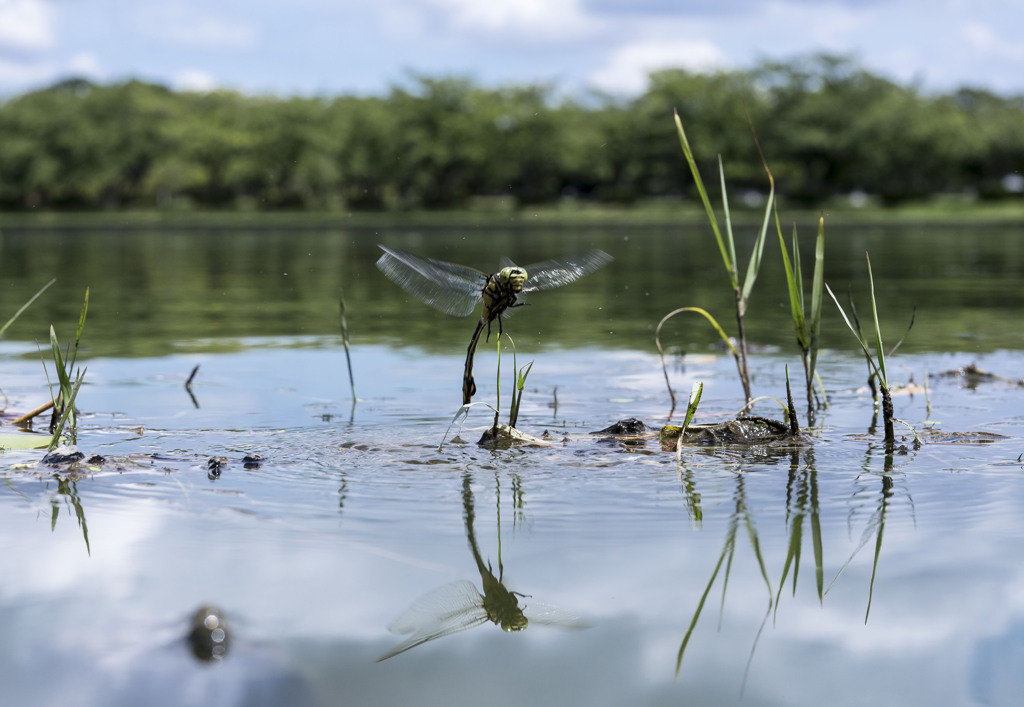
[{"left": 2, "top": 201, "right": 1023, "bottom": 230}]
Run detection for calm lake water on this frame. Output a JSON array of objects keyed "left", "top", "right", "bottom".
[{"left": 1, "top": 219, "right": 1023, "bottom": 706}]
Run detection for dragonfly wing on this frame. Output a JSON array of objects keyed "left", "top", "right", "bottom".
[
  {"left": 522, "top": 603, "right": 593, "bottom": 629},
  {"left": 376, "top": 246, "right": 485, "bottom": 317},
  {"left": 386, "top": 580, "right": 486, "bottom": 634},
  {"left": 520, "top": 250, "right": 613, "bottom": 292},
  {"left": 378, "top": 580, "right": 489, "bottom": 661}
]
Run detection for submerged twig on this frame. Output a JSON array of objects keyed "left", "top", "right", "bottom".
[{"left": 11, "top": 399, "right": 55, "bottom": 425}]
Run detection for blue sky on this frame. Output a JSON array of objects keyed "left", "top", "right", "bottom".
[{"left": 1, "top": 0, "right": 1023, "bottom": 98}]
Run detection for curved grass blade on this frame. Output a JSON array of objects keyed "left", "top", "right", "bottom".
[
  {"left": 376, "top": 246, "right": 486, "bottom": 316},
  {"left": 655, "top": 307, "right": 741, "bottom": 408}
]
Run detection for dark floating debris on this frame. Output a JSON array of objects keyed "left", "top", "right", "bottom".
[
  {"left": 42, "top": 445, "right": 85, "bottom": 465},
  {"left": 932, "top": 363, "right": 1024, "bottom": 388},
  {"left": 477, "top": 424, "right": 550, "bottom": 449},
  {"left": 207, "top": 457, "right": 226, "bottom": 478},
  {"left": 242, "top": 454, "right": 264, "bottom": 469},
  {"left": 591, "top": 418, "right": 649, "bottom": 436},
  {"left": 917, "top": 429, "right": 1008, "bottom": 445},
  {"left": 660, "top": 415, "right": 792, "bottom": 452}
]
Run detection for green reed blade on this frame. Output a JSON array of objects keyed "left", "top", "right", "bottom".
[
  {"left": 778, "top": 224, "right": 808, "bottom": 349},
  {"left": 866, "top": 254, "right": 887, "bottom": 386},
  {"left": 808, "top": 217, "right": 826, "bottom": 391},
  {"left": 825, "top": 284, "right": 881, "bottom": 380},
  {"left": 737, "top": 171, "right": 774, "bottom": 316},
  {"left": 718, "top": 156, "right": 738, "bottom": 276},
  {"left": 674, "top": 110, "right": 734, "bottom": 287}
]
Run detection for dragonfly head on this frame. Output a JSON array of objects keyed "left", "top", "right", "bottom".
[{"left": 497, "top": 266, "right": 527, "bottom": 293}]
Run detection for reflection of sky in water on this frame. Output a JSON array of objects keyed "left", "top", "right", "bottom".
[{"left": 2, "top": 343, "right": 1024, "bottom": 705}]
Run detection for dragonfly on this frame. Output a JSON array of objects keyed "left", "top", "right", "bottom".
[{"left": 375, "top": 245, "right": 613, "bottom": 404}]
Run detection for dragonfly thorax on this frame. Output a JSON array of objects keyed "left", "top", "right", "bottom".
[{"left": 481, "top": 267, "right": 527, "bottom": 324}]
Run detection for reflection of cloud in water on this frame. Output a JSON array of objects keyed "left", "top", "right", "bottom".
[
  {"left": 2, "top": 638, "right": 316, "bottom": 707},
  {"left": 971, "top": 619, "right": 1024, "bottom": 707}
]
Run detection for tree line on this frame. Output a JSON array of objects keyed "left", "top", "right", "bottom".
[{"left": 1, "top": 54, "right": 1022, "bottom": 211}]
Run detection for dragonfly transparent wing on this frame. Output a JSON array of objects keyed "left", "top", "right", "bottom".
[
  {"left": 378, "top": 580, "right": 489, "bottom": 661},
  {"left": 376, "top": 246, "right": 487, "bottom": 317},
  {"left": 522, "top": 603, "right": 592, "bottom": 629},
  {"left": 516, "top": 250, "right": 613, "bottom": 292}
]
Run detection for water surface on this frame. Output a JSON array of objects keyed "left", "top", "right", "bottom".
[{"left": 1, "top": 222, "right": 1023, "bottom": 706}]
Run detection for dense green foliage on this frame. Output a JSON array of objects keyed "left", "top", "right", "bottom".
[{"left": 1, "top": 55, "right": 1022, "bottom": 211}]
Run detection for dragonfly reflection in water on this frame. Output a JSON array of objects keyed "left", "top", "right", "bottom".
[
  {"left": 378, "top": 472, "right": 589, "bottom": 661},
  {"left": 375, "top": 245, "right": 612, "bottom": 404}
]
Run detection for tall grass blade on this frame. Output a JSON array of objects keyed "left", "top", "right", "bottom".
[
  {"left": 737, "top": 172, "right": 774, "bottom": 315},
  {"left": 69, "top": 288, "right": 89, "bottom": 372},
  {"left": 718, "top": 156, "right": 738, "bottom": 277},
  {"left": 673, "top": 110, "right": 734, "bottom": 286},
  {"left": 48, "top": 368, "right": 86, "bottom": 450},
  {"left": 825, "top": 285, "right": 880, "bottom": 380},
  {"left": 865, "top": 255, "right": 886, "bottom": 386},
  {"left": 808, "top": 217, "right": 826, "bottom": 391},
  {"left": 778, "top": 226, "right": 807, "bottom": 348}
]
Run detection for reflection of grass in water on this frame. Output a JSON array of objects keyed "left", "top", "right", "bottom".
[
  {"left": 51, "top": 476, "right": 90, "bottom": 556},
  {"left": 776, "top": 449, "right": 824, "bottom": 616},
  {"left": 829, "top": 442, "right": 915, "bottom": 623},
  {"left": 675, "top": 474, "right": 772, "bottom": 692}
]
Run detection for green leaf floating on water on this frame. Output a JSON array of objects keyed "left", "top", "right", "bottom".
[{"left": 0, "top": 432, "right": 51, "bottom": 450}]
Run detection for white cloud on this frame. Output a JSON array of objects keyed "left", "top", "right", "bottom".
[
  {"left": 0, "top": 0, "right": 56, "bottom": 51},
  {"left": 378, "top": 3, "right": 427, "bottom": 39},
  {"left": 963, "top": 21, "right": 1024, "bottom": 61},
  {"left": 589, "top": 38, "right": 728, "bottom": 94},
  {"left": 144, "top": 5, "right": 261, "bottom": 50},
  {"left": 173, "top": 68, "right": 219, "bottom": 92},
  {"left": 430, "top": 0, "right": 595, "bottom": 39},
  {"left": 67, "top": 52, "right": 102, "bottom": 78}
]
